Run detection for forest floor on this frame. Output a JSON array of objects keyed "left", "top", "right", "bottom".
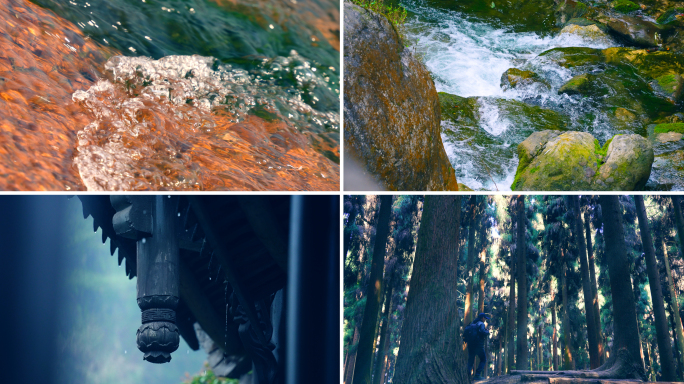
[{"left": 477, "top": 372, "right": 679, "bottom": 384}]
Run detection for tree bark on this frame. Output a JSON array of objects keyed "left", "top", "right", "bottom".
[
  {"left": 670, "top": 197, "right": 684, "bottom": 370},
  {"left": 373, "top": 272, "right": 395, "bottom": 384},
  {"left": 507, "top": 259, "right": 516, "bottom": 372},
  {"left": 661, "top": 218, "right": 684, "bottom": 378},
  {"left": 562, "top": 253, "right": 573, "bottom": 370},
  {"left": 634, "top": 195, "right": 676, "bottom": 381},
  {"left": 596, "top": 196, "right": 645, "bottom": 379},
  {"left": 345, "top": 326, "right": 360, "bottom": 384},
  {"left": 464, "top": 196, "right": 478, "bottom": 328},
  {"left": 353, "top": 195, "right": 393, "bottom": 384},
  {"left": 393, "top": 196, "right": 467, "bottom": 384},
  {"left": 572, "top": 196, "right": 600, "bottom": 369},
  {"left": 478, "top": 250, "right": 486, "bottom": 313},
  {"left": 516, "top": 195, "right": 529, "bottom": 371},
  {"left": 583, "top": 210, "right": 604, "bottom": 366},
  {"left": 553, "top": 299, "right": 558, "bottom": 371}
]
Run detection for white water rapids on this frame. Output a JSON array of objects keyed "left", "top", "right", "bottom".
[{"left": 403, "top": 3, "right": 620, "bottom": 190}]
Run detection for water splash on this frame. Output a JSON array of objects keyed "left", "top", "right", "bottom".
[{"left": 72, "top": 53, "right": 339, "bottom": 190}]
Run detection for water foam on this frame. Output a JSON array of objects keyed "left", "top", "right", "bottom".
[
  {"left": 403, "top": 4, "right": 619, "bottom": 190},
  {"left": 72, "top": 52, "right": 339, "bottom": 190}
]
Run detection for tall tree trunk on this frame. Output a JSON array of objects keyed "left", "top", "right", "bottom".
[
  {"left": 353, "top": 195, "right": 393, "bottom": 384},
  {"left": 507, "top": 260, "right": 516, "bottom": 372},
  {"left": 562, "top": 254, "right": 573, "bottom": 370},
  {"left": 671, "top": 311, "right": 684, "bottom": 380},
  {"left": 345, "top": 326, "right": 360, "bottom": 384},
  {"left": 634, "top": 195, "right": 676, "bottom": 381},
  {"left": 663, "top": 195, "right": 684, "bottom": 371},
  {"left": 393, "top": 196, "right": 467, "bottom": 384},
  {"left": 597, "top": 196, "right": 645, "bottom": 377},
  {"left": 553, "top": 299, "right": 558, "bottom": 371},
  {"left": 584, "top": 210, "right": 604, "bottom": 366},
  {"left": 497, "top": 336, "right": 503, "bottom": 375},
  {"left": 464, "top": 196, "right": 478, "bottom": 328},
  {"left": 572, "top": 196, "right": 600, "bottom": 369},
  {"left": 373, "top": 272, "right": 395, "bottom": 384},
  {"left": 661, "top": 223, "right": 684, "bottom": 378},
  {"left": 478, "top": 249, "right": 486, "bottom": 313},
  {"left": 516, "top": 195, "right": 529, "bottom": 371}
]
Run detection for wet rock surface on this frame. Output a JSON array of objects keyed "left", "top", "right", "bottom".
[
  {"left": 513, "top": 130, "right": 654, "bottom": 190},
  {"left": 343, "top": 2, "right": 458, "bottom": 191}
]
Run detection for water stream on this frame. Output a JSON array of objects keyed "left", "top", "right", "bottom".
[{"left": 402, "top": 1, "right": 629, "bottom": 190}]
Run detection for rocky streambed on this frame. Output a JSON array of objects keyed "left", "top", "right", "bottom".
[{"left": 346, "top": 0, "right": 684, "bottom": 190}]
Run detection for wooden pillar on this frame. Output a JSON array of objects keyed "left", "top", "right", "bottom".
[{"left": 112, "top": 195, "right": 181, "bottom": 364}]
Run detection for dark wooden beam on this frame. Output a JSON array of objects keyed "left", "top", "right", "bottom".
[
  {"left": 187, "top": 197, "right": 270, "bottom": 348},
  {"left": 237, "top": 196, "right": 288, "bottom": 272},
  {"left": 179, "top": 257, "right": 243, "bottom": 356}
]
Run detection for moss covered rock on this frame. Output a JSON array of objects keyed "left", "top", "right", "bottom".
[
  {"left": 512, "top": 130, "right": 654, "bottom": 190},
  {"left": 594, "top": 134, "right": 654, "bottom": 189},
  {"left": 500, "top": 68, "right": 550, "bottom": 90},
  {"left": 654, "top": 122, "right": 684, "bottom": 133},
  {"left": 512, "top": 131, "right": 599, "bottom": 190},
  {"left": 344, "top": 2, "right": 459, "bottom": 191},
  {"left": 610, "top": 0, "right": 640, "bottom": 13},
  {"left": 558, "top": 73, "right": 594, "bottom": 95}
]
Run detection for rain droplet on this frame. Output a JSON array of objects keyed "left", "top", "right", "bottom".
[
  {"left": 141, "top": 238, "right": 146, "bottom": 244},
  {"left": 177, "top": 212, "right": 181, "bottom": 217},
  {"left": 124, "top": 350, "right": 127, "bottom": 354}
]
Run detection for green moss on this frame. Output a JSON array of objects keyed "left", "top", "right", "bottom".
[
  {"left": 656, "top": 7, "right": 684, "bottom": 24},
  {"left": 653, "top": 123, "right": 684, "bottom": 133},
  {"left": 595, "top": 136, "right": 615, "bottom": 160},
  {"left": 610, "top": 0, "right": 639, "bottom": 13},
  {"left": 656, "top": 73, "right": 679, "bottom": 94}
]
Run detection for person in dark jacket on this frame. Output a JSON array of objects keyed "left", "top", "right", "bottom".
[{"left": 466, "top": 313, "right": 490, "bottom": 380}]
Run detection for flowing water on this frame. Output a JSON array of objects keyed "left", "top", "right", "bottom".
[
  {"left": 402, "top": 1, "right": 637, "bottom": 190},
  {"left": 0, "top": 0, "right": 339, "bottom": 190}
]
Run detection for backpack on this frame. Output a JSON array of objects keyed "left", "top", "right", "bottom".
[{"left": 463, "top": 322, "right": 479, "bottom": 344}]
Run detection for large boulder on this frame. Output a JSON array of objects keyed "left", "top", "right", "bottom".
[
  {"left": 513, "top": 130, "right": 654, "bottom": 190},
  {"left": 343, "top": 2, "right": 458, "bottom": 191},
  {"left": 602, "top": 14, "right": 663, "bottom": 47}
]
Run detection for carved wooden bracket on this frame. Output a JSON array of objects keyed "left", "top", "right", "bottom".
[{"left": 112, "top": 195, "right": 180, "bottom": 363}]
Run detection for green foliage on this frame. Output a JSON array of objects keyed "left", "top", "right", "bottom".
[
  {"left": 183, "top": 364, "right": 240, "bottom": 384},
  {"left": 351, "top": 0, "right": 408, "bottom": 39}
]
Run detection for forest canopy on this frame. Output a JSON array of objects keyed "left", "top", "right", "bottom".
[{"left": 343, "top": 195, "right": 684, "bottom": 384}]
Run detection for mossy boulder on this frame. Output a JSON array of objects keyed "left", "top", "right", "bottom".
[
  {"left": 610, "top": 0, "right": 640, "bottom": 13},
  {"left": 500, "top": 68, "right": 550, "bottom": 90},
  {"left": 512, "top": 130, "right": 654, "bottom": 190},
  {"left": 512, "top": 131, "right": 599, "bottom": 190},
  {"left": 593, "top": 134, "right": 654, "bottom": 189},
  {"left": 344, "top": 2, "right": 459, "bottom": 191}
]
